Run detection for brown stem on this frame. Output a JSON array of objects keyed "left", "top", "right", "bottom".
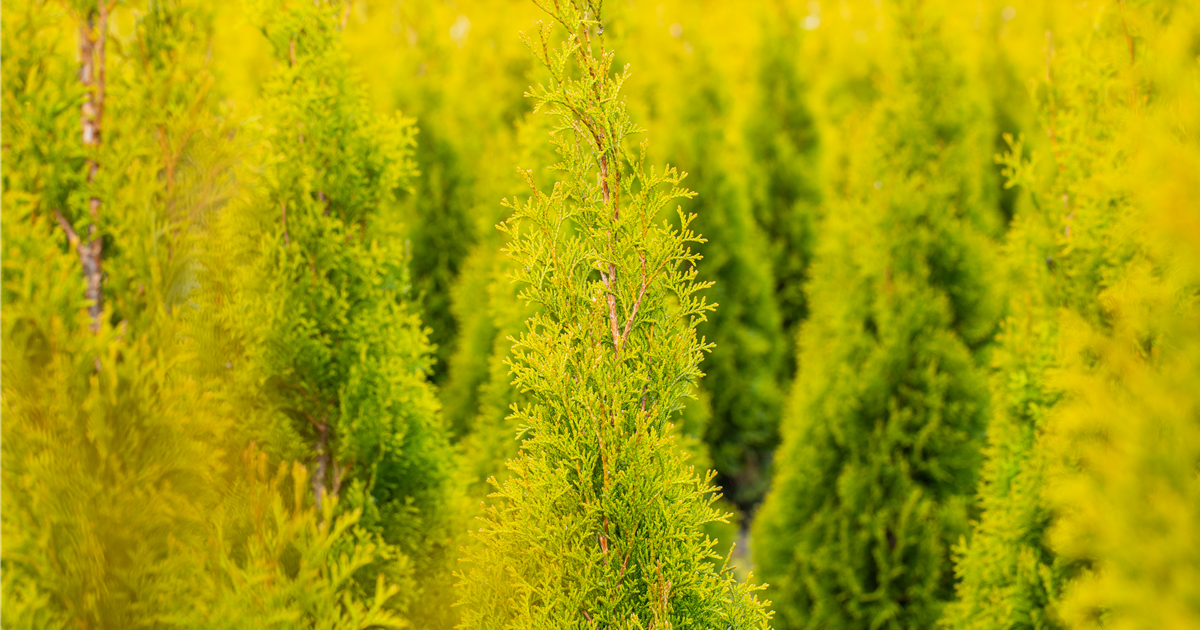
[
  {"left": 53, "top": 211, "right": 103, "bottom": 307},
  {"left": 312, "top": 417, "right": 329, "bottom": 511},
  {"left": 331, "top": 460, "right": 350, "bottom": 498},
  {"left": 77, "top": 2, "right": 108, "bottom": 334},
  {"left": 599, "top": 152, "right": 623, "bottom": 356},
  {"left": 605, "top": 269, "right": 621, "bottom": 353},
  {"left": 618, "top": 522, "right": 638, "bottom": 579},
  {"left": 618, "top": 252, "right": 648, "bottom": 348},
  {"left": 1118, "top": 0, "right": 1135, "bottom": 63}
]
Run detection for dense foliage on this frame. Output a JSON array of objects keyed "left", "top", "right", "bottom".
[
  {"left": 454, "top": 2, "right": 769, "bottom": 627},
  {"left": 752, "top": 1, "right": 1001, "bottom": 627},
  {"left": 3, "top": 0, "right": 1199, "bottom": 629}
]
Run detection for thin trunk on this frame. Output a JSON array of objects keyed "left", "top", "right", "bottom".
[
  {"left": 76, "top": 2, "right": 108, "bottom": 333},
  {"left": 312, "top": 418, "right": 329, "bottom": 511}
]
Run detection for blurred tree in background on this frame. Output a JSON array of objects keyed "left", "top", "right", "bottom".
[
  {"left": 2, "top": 0, "right": 234, "bottom": 625},
  {"left": 4, "top": 1, "right": 1200, "bottom": 628},
  {"left": 201, "top": 0, "right": 461, "bottom": 625},
  {"left": 752, "top": 1, "right": 1002, "bottom": 627}
]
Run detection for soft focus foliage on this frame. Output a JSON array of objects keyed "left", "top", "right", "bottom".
[
  {"left": 204, "top": 0, "right": 458, "bottom": 625},
  {"left": 454, "top": 2, "right": 771, "bottom": 628},
  {"left": 4, "top": 0, "right": 1200, "bottom": 628},
  {"left": 752, "top": 2, "right": 1002, "bottom": 628}
]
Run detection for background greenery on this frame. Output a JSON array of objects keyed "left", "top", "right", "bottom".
[{"left": 3, "top": 0, "right": 1198, "bottom": 628}]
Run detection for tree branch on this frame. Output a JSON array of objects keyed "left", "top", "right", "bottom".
[
  {"left": 76, "top": 2, "right": 108, "bottom": 334},
  {"left": 312, "top": 415, "right": 329, "bottom": 511},
  {"left": 618, "top": 251, "right": 648, "bottom": 349}
]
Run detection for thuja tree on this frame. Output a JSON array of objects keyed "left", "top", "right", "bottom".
[
  {"left": 941, "top": 7, "right": 1128, "bottom": 626},
  {"left": 455, "top": 2, "right": 771, "bottom": 628},
  {"left": 340, "top": 0, "right": 538, "bottom": 384},
  {"left": 667, "top": 47, "right": 787, "bottom": 509},
  {"left": 1045, "top": 5, "right": 1200, "bottom": 627},
  {"left": 957, "top": 3, "right": 1200, "bottom": 629},
  {"left": 941, "top": 190, "right": 1067, "bottom": 630},
  {"left": 1, "top": 0, "right": 233, "bottom": 625},
  {"left": 208, "top": 0, "right": 456, "bottom": 624},
  {"left": 744, "top": 2, "right": 822, "bottom": 362},
  {"left": 752, "top": 2, "right": 1000, "bottom": 628},
  {"left": 440, "top": 113, "right": 552, "bottom": 497}
]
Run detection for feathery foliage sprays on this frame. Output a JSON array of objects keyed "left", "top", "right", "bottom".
[
  {"left": 1041, "top": 5, "right": 1200, "bottom": 626},
  {"left": 455, "top": 2, "right": 771, "bottom": 627},
  {"left": 657, "top": 45, "right": 786, "bottom": 511},
  {"left": 744, "top": 1, "right": 822, "bottom": 365},
  {"left": 1, "top": 0, "right": 232, "bottom": 625},
  {"left": 949, "top": 3, "right": 1200, "bottom": 629},
  {"left": 206, "top": 0, "right": 457, "bottom": 624},
  {"left": 752, "top": 1, "right": 1001, "bottom": 628}
]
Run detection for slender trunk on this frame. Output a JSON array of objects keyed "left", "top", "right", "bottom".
[
  {"left": 312, "top": 418, "right": 329, "bottom": 510},
  {"left": 77, "top": 3, "right": 108, "bottom": 333}
]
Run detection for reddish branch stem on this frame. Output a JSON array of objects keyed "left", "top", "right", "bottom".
[
  {"left": 68, "top": 2, "right": 109, "bottom": 334},
  {"left": 619, "top": 252, "right": 648, "bottom": 348},
  {"left": 313, "top": 417, "right": 330, "bottom": 511}
]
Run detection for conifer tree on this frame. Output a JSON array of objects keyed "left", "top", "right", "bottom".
[
  {"left": 941, "top": 203, "right": 1068, "bottom": 629},
  {"left": 161, "top": 445, "right": 409, "bottom": 629},
  {"left": 1045, "top": 6, "right": 1200, "bottom": 628},
  {"left": 433, "top": 108, "right": 558, "bottom": 515},
  {"left": 456, "top": 2, "right": 771, "bottom": 627},
  {"left": 205, "top": 0, "right": 457, "bottom": 624},
  {"left": 752, "top": 2, "right": 1000, "bottom": 628},
  {"left": 405, "top": 127, "right": 476, "bottom": 381},
  {"left": 437, "top": 111, "right": 554, "bottom": 445},
  {"left": 945, "top": 3, "right": 1200, "bottom": 629},
  {"left": 666, "top": 48, "right": 787, "bottom": 509},
  {"left": 340, "top": 0, "right": 539, "bottom": 384},
  {"left": 744, "top": 2, "right": 822, "bottom": 359},
  {"left": 1, "top": 0, "right": 232, "bottom": 625},
  {"left": 940, "top": 5, "right": 1110, "bottom": 624}
]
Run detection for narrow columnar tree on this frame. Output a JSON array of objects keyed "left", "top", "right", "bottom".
[
  {"left": 744, "top": 1, "right": 822, "bottom": 359},
  {"left": 340, "top": 0, "right": 540, "bottom": 385},
  {"left": 941, "top": 226, "right": 1067, "bottom": 630},
  {"left": 441, "top": 110, "right": 554, "bottom": 496},
  {"left": 1, "top": 0, "right": 232, "bottom": 625},
  {"left": 941, "top": 5, "right": 1120, "bottom": 625},
  {"left": 948, "top": 3, "right": 1200, "bottom": 629},
  {"left": 664, "top": 47, "right": 786, "bottom": 509},
  {"left": 1042, "top": 5, "right": 1200, "bottom": 627},
  {"left": 752, "top": 2, "right": 1000, "bottom": 628},
  {"left": 207, "top": 0, "right": 457, "bottom": 624},
  {"left": 455, "top": 2, "right": 771, "bottom": 628}
]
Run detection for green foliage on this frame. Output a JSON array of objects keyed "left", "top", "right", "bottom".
[
  {"left": 162, "top": 446, "right": 408, "bottom": 629},
  {"left": 207, "top": 0, "right": 458, "bottom": 625},
  {"left": 455, "top": 2, "right": 771, "bottom": 628},
  {"left": 752, "top": 2, "right": 1001, "bottom": 628},
  {"left": 942, "top": 286, "right": 1068, "bottom": 630},
  {"left": 1003, "top": 3, "right": 1200, "bottom": 629},
  {"left": 944, "top": 3, "right": 1200, "bottom": 628},
  {"left": 743, "top": 3, "right": 822, "bottom": 358},
  {"left": 666, "top": 46, "right": 787, "bottom": 509},
  {"left": 1, "top": 0, "right": 231, "bottom": 626},
  {"left": 340, "top": 0, "right": 539, "bottom": 384},
  {"left": 6, "top": 1, "right": 1200, "bottom": 627}
]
